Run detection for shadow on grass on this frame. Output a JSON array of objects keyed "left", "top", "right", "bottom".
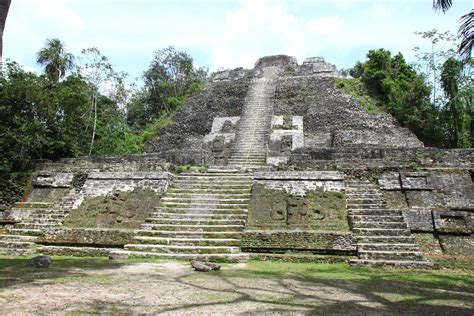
[
  {"left": 0, "top": 256, "right": 127, "bottom": 289},
  {"left": 156, "top": 262, "right": 474, "bottom": 315}
]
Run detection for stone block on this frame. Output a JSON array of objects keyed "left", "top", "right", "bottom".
[
  {"left": 304, "top": 133, "right": 332, "bottom": 148},
  {"left": 33, "top": 172, "right": 73, "bottom": 188},
  {"left": 401, "top": 173, "right": 433, "bottom": 190},
  {"left": 433, "top": 210, "right": 472, "bottom": 234},
  {"left": 248, "top": 183, "right": 348, "bottom": 231},
  {"left": 406, "top": 191, "right": 435, "bottom": 208},
  {"left": 383, "top": 191, "right": 408, "bottom": 209},
  {"left": 439, "top": 235, "right": 474, "bottom": 255},
  {"left": 379, "top": 172, "right": 401, "bottom": 190},
  {"left": 209, "top": 116, "right": 240, "bottom": 134},
  {"left": 241, "top": 231, "right": 356, "bottom": 253},
  {"left": 403, "top": 209, "right": 434, "bottom": 232},
  {"left": 40, "top": 228, "right": 134, "bottom": 247}
]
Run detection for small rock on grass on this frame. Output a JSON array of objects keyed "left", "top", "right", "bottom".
[
  {"left": 27, "top": 255, "right": 52, "bottom": 268},
  {"left": 191, "top": 260, "right": 221, "bottom": 272}
]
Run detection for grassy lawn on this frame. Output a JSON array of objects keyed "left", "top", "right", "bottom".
[{"left": 0, "top": 256, "right": 472, "bottom": 314}]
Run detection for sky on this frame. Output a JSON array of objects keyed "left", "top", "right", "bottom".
[{"left": 4, "top": 0, "right": 472, "bottom": 84}]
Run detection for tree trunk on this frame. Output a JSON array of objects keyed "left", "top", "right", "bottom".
[
  {"left": 88, "top": 93, "right": 97, "bottom": 156},
  {"left": 0, "top": 0, "right": 11, "bottom": 64}
]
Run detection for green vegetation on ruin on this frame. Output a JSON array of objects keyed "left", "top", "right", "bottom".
[{"left": 63, "top": 188, "right": 162, "bottom": 229}]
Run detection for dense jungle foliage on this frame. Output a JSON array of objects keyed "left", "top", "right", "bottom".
[
  {"left": 0, "top": 41, "right": 207, "bottom": 206},
  {"left": 0, "top": 32, "right": 472, "bottom": 206}
]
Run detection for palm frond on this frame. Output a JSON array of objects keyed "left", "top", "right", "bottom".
[
  {"left": 433, "top": 0, "right": 453, "bottom": 13},
  {"left": 458, "top": 9, "right": 474, "bottom": 60}
]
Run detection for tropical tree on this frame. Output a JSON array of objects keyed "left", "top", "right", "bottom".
[
  {"left": 128, "top": 46, "right": 207, "bottom": 130},
  {"left": 0, "top": 0, "right": 11, "bottom": 63},
  {"left": 440, "top": 57, "right": 472, "bottom": 147},
  {"left": 433, "top": 0, "right": 473, "bottom": 60},
  {"left": 78, "top": 47, "right": 129, "bottom": 155},
  {"left": 36, "top": 38, "right": 75, "bottom": 82}
]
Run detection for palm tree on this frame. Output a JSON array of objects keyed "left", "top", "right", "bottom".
[
  {"left": 433, "top": 0, "right": 452, "bottom": 12},
  {"left": 458, "top": 10, "right": 473, "bottom": 60},
  {"left": 36, "top": 38, "right": 75, "bottom": 82},
  {"left": 0, "top": 0, "right": 11, "bottom": 63},
  {"left": 433, "top": 0, "right": 473, "bottom": 60}
]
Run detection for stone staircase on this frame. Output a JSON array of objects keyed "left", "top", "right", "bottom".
[
  {"left": 227, "top": 67, "right": 278, "bottom": 169},
  {"left": 110, "top": 169, "right": 253, "bottom": 262},
  {"left": 345, "top": 179, "right": 433, "bottom": 268},
  {"left": 0, "top": 190, "right": 78, "bottom": 256}
]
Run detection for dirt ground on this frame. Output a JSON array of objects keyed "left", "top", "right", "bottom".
[{"left": 0, "top": 260, "right": 473, "bottom": 315}]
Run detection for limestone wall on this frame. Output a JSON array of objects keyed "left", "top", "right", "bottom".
[
  {"left": 378, "top": 171, "right": 473, "bottom": 255},
  {"left": 247, "top": 171, "right": 348, "bottom": 230}
]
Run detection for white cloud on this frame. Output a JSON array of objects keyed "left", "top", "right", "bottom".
[{"left": 3, "top": 0, "right": 469, "bottom": 83}]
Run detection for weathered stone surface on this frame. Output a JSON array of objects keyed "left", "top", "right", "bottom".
[
  {"left": 401, "top": 173, "right": 433, "bottom": 190},
  {"left": 248, "top": 184, "right": 348, "bottom": 231},
  {"left": 288, "top": 148, "right": 474, "bottom": 171},
  {"left": 403, "top": 209, "right": 434, "bottom": 232},
  {"left": 438, "top": 235, "right": 474, "bottom": 255},
  {"left": 433, "top": 210, "right": 472, "bottom": 234},
  {"left": 73, "top": 173, "right": 171, "bottom": 209},
  {"left": 241, "top": 231, "right": 356, "bottom": 253},
  {"left": 189, "top": 261, "right": 222, "bottom": 270},
  {"left": 33, "top": 172, "right": 73, "bottom": 188},
  {"left": 27, "top": 255, "right": 52, "bottom": 268},
  {"left": 40, "top": 228, "right": 134, "bottom": 246},
  {"left": 147, "top": 74, "right": 252, "bottom": 154}
]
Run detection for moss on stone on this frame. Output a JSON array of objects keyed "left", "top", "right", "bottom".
[
  {"left": 307, "top": 189, "right": 349, "bottom": 231},
  {"left": 248, "top": 185, "right": 348, "bottom": 231},
  {"left": 64, "top": 188, "right": 162, "bottom": 229},
  {"left": 413, "top": 233, "right": 443, "bottom": 255}
]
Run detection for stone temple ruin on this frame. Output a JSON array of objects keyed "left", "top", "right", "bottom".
[{"left": 0, "top": 55, "right": 472, "bottom": 268}]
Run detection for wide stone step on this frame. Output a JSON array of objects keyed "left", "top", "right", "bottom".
[
  {"left": 0, "top": 234, "right": 38, "bottom": 242},
  {"left": 164, "top": 193, "right": 251, "bottom": 199},
  {"left": 14, "top": 202, "right": 54, "bottom": 209},
  {"left": 26, "top": 213, "right": 66, "bottom": 220},
  {"left": 203, "top": 168, "right": 243, "bottom": 173},
  {"left": 12, "top": 207, "right": 65, "bottom": 215},
  {"left": 176, "top": 174, "right": 252, "bottom": 179},
  {"left": 0, "top": 240, "right": 36, "bottom": 249},
  {"left": 109, "top": 250, "right": 249, "bottom": 263},
  {"left": 141, "top": 224, "right": 245, "bottom": 232},
  {"left": 19, "top": 218, "right": 63, "bottom": 225},
  {"left": 230, "top": 154, "right": 266, "bottom": 157},
  {"left": 145, "top": 218, "right": 245, "bottom": 226},
  {"left": 170, "top": 184, "right": 251, "bottom": 190},
  {"left": 125, "top": 244, "right": 240, "bottom": 254},
  {"left": 132, "top": 236, "right": 240, "bottom": 246},
  {"left": 157, "top": 207, "right": 248, "bottom": 214},
  {"left": 358, "top": 243, "right": 419, "bottom": 252},
  {"left": 227, "top": 158, "right": 266, "bottom": 162},
  {"left": 151, "top": 213, "right": 247, "bottom": 220},
  {"left": 159, "top": 202, "right": 249, "bottom": 209},
  {"left": 351, "top": 215, "right": 404, "bottom": 222},
  {"left": 167, "top": 188, "right": 251, "bottom": 194},
  {"left": 353, "top": 221, "right": 408, "bottom": 229},
  {"left": 0, "top": 247, "right": 36, "bottom": 256},
  {"left": 359, "top": 250, "right": 424, "bottom": 261},
  {"left": 352, "top": 228, "right": 411, "bottom": 236},
  {"left": 134, "top": 230, "right": 242, "bottom": 239},
  {"left": 38, "top": 245, "right": 115, "bottom": 257},
  {"left": 349, "top": 259, "right": 433, "bottom": 269},
  {"left": 348, "top": 199, "right": 387, "bottom": 204},
  {"left": 357, "top": 236, "right": 415, "bottom": 244},
  {"left": 347, "top": 204, "right": 388, "bottom": 210},
  {"left": 345, "top": 193, "right": 384, "bottom": 197},
  {"left": 13, "top": 223, "right": 57, "bottom": 229},
  {"left": 349, "top": 209, "right": 402, "bottom": 216},
  {"left": 7, "top": 228, "right": 42, "bottom": 236}
]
